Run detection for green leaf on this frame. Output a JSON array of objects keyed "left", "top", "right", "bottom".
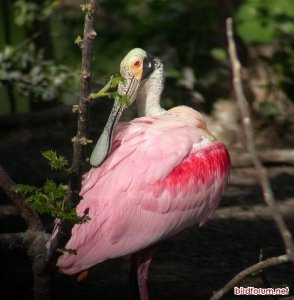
[
  {"left": 17, "top": 180, "right": 88, "bottom": 224},
  {"left": 17, "top": 184, "right": 40, "bottom": 194},
  {"left": 237, "top": 19, "right": 275, "bottom": 43},
  {"left": 112, "top": 93, "right": 130, "bottom": 105},
  {"left": 90, "top": 73, "right": 126, "bottom": 100},
  {"left": 109, "top": 74, "right": 126, "bottom": 88},
  {"left": 268, "top": 0, "right": 294, "bottom": 18},
  {"left": 43, "top": 179, "right": 67, "bottom": 201},
  {"left": 42, "top": 150, "right": 68, "bottom": 170},
  {"left": 210, "top": 48, "right": 227, "bottom": 63},
  {"left": 236, "top": 1, "right": 275, "bottom": 43}
]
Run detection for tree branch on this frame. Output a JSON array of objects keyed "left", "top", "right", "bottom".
[
  {"left": 0, "top": 231, "right": 35, "bottom": 251},
  {"left": 0, "top": 205, "right": 18, "bottom": 218},
  {"left": 0, "top": 165, "right": 44, "bottom": 231},
  {"left": 44, "top": 0, "right": 98, "bottom": 271},
  {"left": 231, "top": 149, "right": 294, "bottom": 168},
  {"left": 28, "top": 231, "right": 53, "bottom": 300},
  {"left": 58, "top": 0, "right": 130, "bottom": 32},
  {"left": 209, "top": 254, "right": 289, "bottom": 300},
  {"left": 0, "top": 157, "right": 53, "bottom": 300},
  {"left": 0, "top": 229, "right": 52, "bottom": 300},
  {"left": 226, "top": 17, "right": 294, "bottom": 262}
]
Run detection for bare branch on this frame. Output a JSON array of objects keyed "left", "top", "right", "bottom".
[
  {"left": 0, "top": 165, "right": 44, "bottom": 231},
  {"left": 0, "top": 231, "right": 34, "bottom": 251},
  {"left": 0, "top": 165, "right": 52, "bottom": 300},
  {"left": 231, "top": 149, "right": 294, "bottom": 168},
  {"left": 58, "top": 0, "right": 130, "bottom": 32},
  {"left": 28, "top": 232, "right": 52, "bottom": 300},
  {"left": 209, "top": 254, "right": 289, "bottom": 300},
  {"left": 0, "top": 205, "right": 18, "bottom": 218},
  {"left": 44, "top": 0, "right": 98, "bottom": 271},
  {"left": 226, "top": 17, "right": 294, "bottom": 262}
]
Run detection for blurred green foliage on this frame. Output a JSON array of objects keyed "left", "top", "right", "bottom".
[
  {"left": 14, "top": 0, "right": 58, "bottom": 27},
  {"left": 237, "top": 0, "right": 294, "bottom": 43},
  {"left": 0, "top": 43, "right": 75, "bottom": 102},
  {"left": 0, "top": 0, "right": 78, "bottom": 114},
  {"left": 0, "top": 0, "right": 293, "bottom": 117},
  {"left": 236, "top": 0, "right": 294, "bottom": 125}
]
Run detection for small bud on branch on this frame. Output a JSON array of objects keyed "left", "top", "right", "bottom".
[
  {"left": 80, "top": 3, "right": 93, "bottom": 16},
  {"left": 74, "top": 35, "right": 84, "bottom": 48}
]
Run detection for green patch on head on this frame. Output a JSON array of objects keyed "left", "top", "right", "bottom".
[{"left": 120, "top": 48, "right": 147, "bottom": 67}]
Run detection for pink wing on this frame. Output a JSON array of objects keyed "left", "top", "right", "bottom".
[{"left": 57, "top": 114, "right": 230, "bottom": 275}]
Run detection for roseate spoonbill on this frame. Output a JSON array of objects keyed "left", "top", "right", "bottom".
[{"left": 52, "top": 48, "right": 230, "bottom": 299}]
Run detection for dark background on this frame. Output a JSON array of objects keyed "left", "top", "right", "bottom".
[{"left": 1, "top": 0, "right": 294, "bottom": 299}]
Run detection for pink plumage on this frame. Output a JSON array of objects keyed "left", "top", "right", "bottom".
[{"left": 57, "top": 106, "right": 230, "bottom": 275}]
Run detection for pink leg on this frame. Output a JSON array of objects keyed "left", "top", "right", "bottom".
[{"left": 137, "top": 246, "right": 155, "bottom": 300}]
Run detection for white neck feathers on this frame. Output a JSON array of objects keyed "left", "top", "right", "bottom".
[{"left": 136, "top": 63, "right": 166, "bottom": 117}]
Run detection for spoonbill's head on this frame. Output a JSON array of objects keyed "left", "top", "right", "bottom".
[
  {"left": 90, "top": 48, "right": 159, "bottom": 167},
  {"left": 117, "top": 48, "right": 159, "bottom": 107}
]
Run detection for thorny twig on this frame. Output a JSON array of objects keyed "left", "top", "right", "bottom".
[
  {"left": 209, "top": 254, "right": 289, "bottom": 300},
  {"left": 0, "top": 231, "right": 42, "bottom": 250},
  {"left": 209, "top": 17, "right": 294, "bottom": 300},
  {"left": 44, "top": 0, "right": 98, "bottom": 271},
  {"left": 0, "top": 1, "right": 99, "bottom": 299},
  {"left": 226, "top": 18, "right": 294, "bottom": 261}
]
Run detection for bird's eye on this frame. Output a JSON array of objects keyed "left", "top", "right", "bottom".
[{"left": 133, "top": 60, "right": 141, "bottom": 68}]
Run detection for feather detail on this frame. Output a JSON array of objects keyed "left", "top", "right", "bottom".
[{"left": 54, "top": 107, "right": 230, "bottom": 275}]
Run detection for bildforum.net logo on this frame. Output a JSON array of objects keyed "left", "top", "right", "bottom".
[{"left": 234, "top": 286, "right": 289, "bottom": 296}]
